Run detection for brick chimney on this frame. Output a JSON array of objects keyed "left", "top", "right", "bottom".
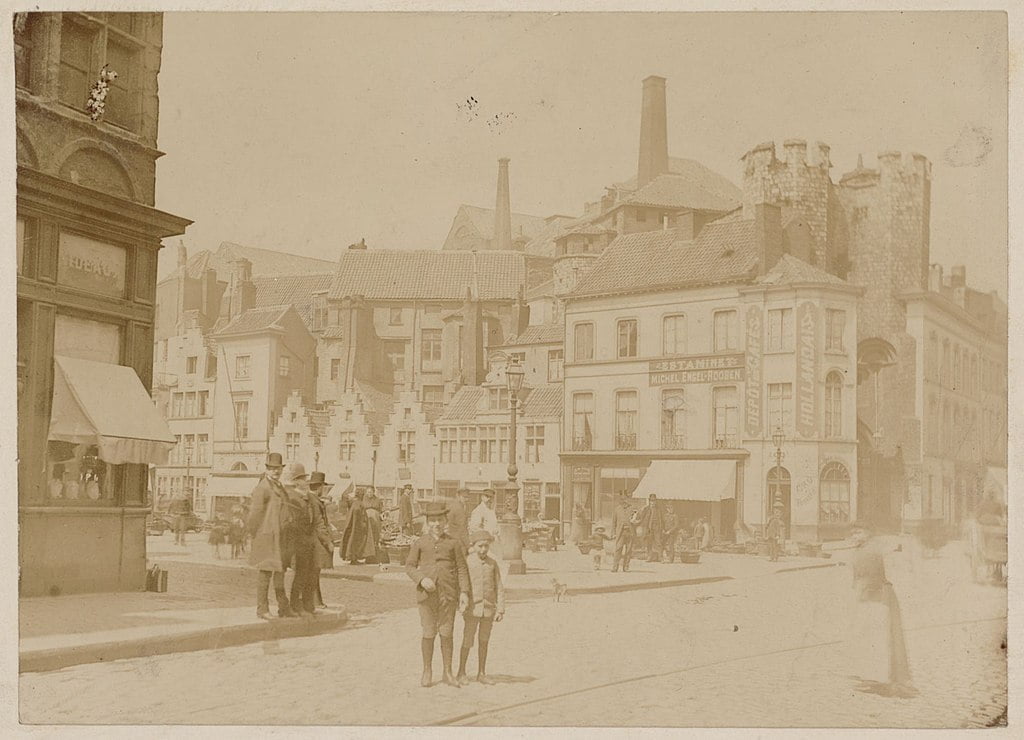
[
  {"left": 227, "top": 257, "right": 256, "bottom": 320},
  {"left": 637, "top": 76, "right": 669, "bottom": 188},
  {"left": 928, "top": 264, "right": 943, "bottom": 293},
  {"left": 950, "top": 265, "right": 966, "bottom": 288},
  {"left": 460, "top": 286, "right": 484, "bottom": 386},
  {"left": 755, "top": 203, "right": 784, "bottom": 275},
  {"left": 494, "top": 158, "right": 513, "bottom": 252}
]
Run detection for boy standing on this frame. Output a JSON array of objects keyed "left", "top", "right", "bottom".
[
  {"left": 406, "top": 502, "right": 469, "bottom": 687},
  {"left": 587, "top": 525, "right": 614, "bottom": 570},
  {"left": 457, "top": 530, "right": 505, "bottom": 685}
]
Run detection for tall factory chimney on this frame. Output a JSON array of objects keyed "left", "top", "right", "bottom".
[
  {"left": 637, "top": 75, "right": 669, "bottom": 188},
  {"left": 494, "top": 157, "right": 513, "bottom": 251}
]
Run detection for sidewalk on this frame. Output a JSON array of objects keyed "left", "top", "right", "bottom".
[{"left": 149, "top": 534, "right": 840, "bottom": 594}]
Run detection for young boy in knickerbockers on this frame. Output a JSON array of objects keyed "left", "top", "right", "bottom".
[{"left": 457, "top": 530, "right": 506, "bottom": 685}]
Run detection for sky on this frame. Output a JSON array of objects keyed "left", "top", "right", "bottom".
[{"left": 153, "top": 11, "right": 1008, "bottom": 297}]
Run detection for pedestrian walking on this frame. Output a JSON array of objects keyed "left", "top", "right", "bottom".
[
  {"left": 172, "top": 496, "right": 192, "bottom": 546},
  {"left": 208, "top": 514, "right": 228, "bottom": 559},
  {"left": 340, "top": 489, "right": 377, "bottom": 564},
  {"left": 398, "top": 484, "right": 415, "bottom": 535},
  {"left": 247, "top": 452, "right": 299, "bottom": 619},
  {"left": 283, "top": 462, "right": 319, "bottom": 616},
  {"left": 662, "top": 507, "right": 680, "bottom": 563},
  {"left": 587, "top": 525, "right": 614, "bottom": 570},
  {"left": 847, "top": 525, "right": 916, "bottom": 698},
  {"left": 639, "top": 493, "right": 664, "bottom": 562},
  {"left": 228, "top": 508, "right": 246, "bottom": 559},
  {"left": 448, "top": 487, "right": 471, "bottom": 550},
  {"left": 570, "top": 502, "right": 591, "bottom": 546},
  {"left": 611, "top": 494, "right": 636, "bottom": 572},
  {"left": 406, "top": 501, "right": 469, "bottom": 688},
  {"left": 457, "top": 530, "right": 505, "bottom": 686},
  {"left": 766, "top": 504, "right": 784, "bottom": 561},
  {"left": 469, "top": 488, "right": 500, "bottom": 540},
  {"left": 309, "top": 472, "right": 334, "bottom": 609}
]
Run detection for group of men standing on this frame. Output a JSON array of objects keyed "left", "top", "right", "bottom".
[{"left": 247, "top": 452, "right": 334, "bottom": 619}]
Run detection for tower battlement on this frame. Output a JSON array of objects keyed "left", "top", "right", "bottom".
[
  {"left": 840, "top": 151, "right": 931, "bottom": 186},
  {"left": 741, "top": 139, "right": 832, "bottom": 175}
]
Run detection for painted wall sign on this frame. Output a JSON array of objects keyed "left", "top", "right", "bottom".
[
  {"left": 57, "top": 232, "right": 127, "bottom": 298},
  {"left": 744, "top": 306, "right": 763, "bottom": 437},
  {"left": 649, "top": 353, "right": 745, "bottom": 386},
  {"left": 795, "top": 301, "right": 819, "bottom": 438}
]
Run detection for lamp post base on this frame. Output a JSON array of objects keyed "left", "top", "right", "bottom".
[{"left": 499, "top": 517, "right": 527, "bottom": 575}]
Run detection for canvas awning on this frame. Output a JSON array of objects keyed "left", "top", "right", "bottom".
[
  {"left": 632, "top": 460, "right": 737, "bottom": 502},
  {"left": 47, "top": 355, "right": 175, "bottom": 465}
]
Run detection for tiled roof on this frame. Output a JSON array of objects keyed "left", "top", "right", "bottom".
[
  {"left": 162, "top": 241, "right": 335, "bottom": 285},
  {"left": 214, "top": 305, "right": 291, "bottom": 336},
  {"left": 572, "top": 219, "right": 759, "bottom": 298},
  {"left": 501, "top": 322, "right": 564, "bottom": 346},
  {"left": 460, "top": 205, "right": 549, "bottom": 242},
  {"left": 613, "top": 157, "right": 743, "bottom": 205},
  {"left": 438, "top": 384, "right": 562, "bottom": 422},
  {"left": 520, "top": 384, "right": 563, "bottom": 419},
  {"left": 526, "top": 278, "right": 555, "bottom": 300},
  {"left": 627, "top": 173, "right": 740, "bottom": 212},
  {"left": 320, "top": 326, "right": 345, "bottom": 339},
  {"left": 253, "top": 273, "right": 333, "bottom": 327},
  {"left": 328, "top": 250, "right": 526, "bottom": 301},
  {"left": 520, "top": 215, "right": 582, "bottom": 257},
  {"left": 756, "top": 254, "right": 847, "bottom": 287},
  {"left": 564, "top": 221, "right": 616, "bottom": 237}
]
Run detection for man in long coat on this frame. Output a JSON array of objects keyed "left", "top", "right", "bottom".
[
  {"left": 247, "top": 452, "right": 299, "bottom": 619},
  {"left": 398, "top": 484, "right": 415, "bottom": 535},
  {"left": 309, "top": 472, "right": 334, "bottom": 608},
  {"left": 447, "top": 487, "right": 471, "bottom": 551},
  {"left": 638, "top": 493, "right": 665, "bottom": 562},
  {"left": 283, "top": 462, "right": 319, "bottom": 615},
  {"left": 406, "top": 501, "right": 469, "bottom": 688},
  {"left": 611, "top": 494, "right": 636, "bottom": 573},
  {"left": 341, "top": 489, "right": 376, "bottom": 563}
]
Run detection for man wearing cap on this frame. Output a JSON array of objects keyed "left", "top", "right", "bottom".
[
  {"left": 457, "top": 529, "right": 505, "bottom": 685},
  {"left": 469, "top": 488, "right": 500, "bottom": 541},
  {"left": 247, "top": 452, "right": 299, "bottom": 619},
  {"left": 610, "top": 493, "right": 636, "bottom": 573},
  {"left": 309, "top": 472, "right": 334, "bottom": 609},
  {"left": 280, "top": 462, "right": 319, "bottom": 616},
  {"left": 406, "top": 501, "right": 470, "bottom": 688},
  {"left": 447, "top": 487, "right": 471, "bottom": 550},
  {"left": 638, "top": 493, "right": 665, "bottom": 563},
  {"left": 766, "top": 504, "right": 785, "bottom": 562}
]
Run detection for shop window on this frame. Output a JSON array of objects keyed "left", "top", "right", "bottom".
[
  {"left": 617, "top": 319, "right": 638, "bottom": 358},
  {"left": 713, "top": 310, "right": 738, "bottom": 352},
  {"left": 574, "top": 322, "right": 594, "bottom": 361},
  {"left": 661, "top": 388, "right": 686, "bottom": 449},
  {"left": 767, "top": 308, "right": 794, "bottom": 352},
  {"left": 819, "top": 462, "right": 851, "bottom": 525},
  {"left": 547, "top": 349, "right": 564, "bottom": 382},
  {"left": 662, "top": 314, "right": 687, "bottom": 356}
]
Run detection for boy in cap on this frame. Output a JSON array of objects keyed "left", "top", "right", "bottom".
[
  {"left": 406, "top": 501, "right": 470, "bottom": 687},
  {"left": 457, "top": 529, "right": 505, "bottom": 685},
  {"left": 586, "top": 525, "right": 614, "bottom": 570}
]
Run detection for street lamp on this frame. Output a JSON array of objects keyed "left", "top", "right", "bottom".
[
  {"left": 185, "top": 443, "right": 194, "bottom": 510},
  {"left": 769, "top": 428, "right": 784, "bottom": 526},
  {"left": 500, "top": 359, "right": 527, "bottom": 575}
]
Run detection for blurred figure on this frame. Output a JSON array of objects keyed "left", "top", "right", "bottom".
[
  {"left": 398, "top": 484, "right": 416, "bottom": 535},
  {"left": 341, "top": 489, "right": 376, "bottom": 564},
  {"left": 448, "top": 487, "right": 471, "bottom": 551},
  {"left": 229, "top": 507, "right": 246, "bottom": 559},
  {"left": 611, "top": 494, "right": 636, "bottom": 573},
  {"left": 638, "top": 494, "right": 664, "bottom": 562},
  {"left": 364, "top": 488, "right": 383, "bottom": 564},
  {"left": 766, "top": 504, "right": 784, "bottom": 561},
  {"left": 847, "top": 524, "right": 916, "bottom": 698},
  {"left": 661, "top": 507, "right": 679, "bottom": 562}
]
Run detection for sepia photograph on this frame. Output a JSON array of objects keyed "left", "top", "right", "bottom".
[{"left": 10, "top": 5, "right": 1012, "bottom": 731}]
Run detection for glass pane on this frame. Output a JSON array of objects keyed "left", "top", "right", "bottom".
[{"left": 54, "top": 314, "right": 122, "bottom": 364}]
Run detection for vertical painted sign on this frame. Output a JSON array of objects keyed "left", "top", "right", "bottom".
[
  {"left": 744, "top": 306, "right": 763, "bottom": 437},
  {"left": 796, "top": 301, "right": 819, "bottom": 438}
]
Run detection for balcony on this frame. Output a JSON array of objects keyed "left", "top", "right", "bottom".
[
  {"left": 661, "top": 434, "right": 686, "bottom": 450},
  {"left": 614, "top": 433, "right": 637, "bottom": 451},
  {"left": 712, "top": 436, "right": 737, "bottom": 449},
  {"left": 572, "top": 435, "right": 593, "bottom": 451}
]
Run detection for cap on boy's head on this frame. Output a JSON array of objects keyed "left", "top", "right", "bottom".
[
  {"left": 470, "top": 530, "right": 494, "bottom": 545},
  {"left": 648, "top": 494, "right": 657, "bottom": 500},
  {"left": 481, "top": 488, "right": 494, "bottom": 499}
]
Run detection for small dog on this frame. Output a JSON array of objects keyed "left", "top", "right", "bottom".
[{"left": 551, "top": 578, "right": 570, "bottom": 602}]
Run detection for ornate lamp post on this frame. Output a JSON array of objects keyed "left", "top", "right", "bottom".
[
  {"left": 500, "top": 359, "right": 527, "bottom": 575},
  {"left": 769, "top": 427, "right": 784, "bottom": 526},
  {"left": 185, "top": 442, "right": 194, "bottom": 510}
]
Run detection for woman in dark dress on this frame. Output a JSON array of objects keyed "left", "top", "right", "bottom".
[{"left": 341, "top": 490, "right": 376, "bottom": 564}]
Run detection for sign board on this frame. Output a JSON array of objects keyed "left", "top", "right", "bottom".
[
  {"left": 795, "top": 301, "right": 819, "bottom": 438},
  {"left": 57, "top": 232, "right": 127, "bottom": 298},
  {"left": 744, "top": 306, "right": 763, "bottom": 437},
  {"left": 649, "top": 354, "right": 745, "bottom": 386},
  {"left": 572, "top": 466, "right": 591, "bottom": 483}
]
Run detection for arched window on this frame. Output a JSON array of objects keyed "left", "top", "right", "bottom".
[
  {"left": 231, "top": 462, "right": 248, "bottom": 472},
  {"left": 819, "top": 462, "right": 851, "bottom": 524},
  {"left": 824, "top": 371, "right": 843, "bottom": 438},
  {"left": 767, "top": 466, "right": 791, "bottom": 529}
]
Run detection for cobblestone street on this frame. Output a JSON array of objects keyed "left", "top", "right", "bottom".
[{"left": 20, "top": 540, "right": 1006, "bottom": 728}]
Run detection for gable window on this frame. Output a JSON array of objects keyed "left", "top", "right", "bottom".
[
  {"left": 713, "top": 310, "right": 738, "bottom": 352},
  {"left": 712, "top": 386, "right": 738, "bottom": 448},
  {"left": 547, "top": 349, "right": 564, "bottom": 382},
  {"left": 339, "top": 431, "right": 356, "bottom": 461},
  {"left": 662, "top": 314, "right": 687, "bottom": 356},
  {"left": 235, "top": 355, "right": 251, "bottom": 380},
  {"left": 574, "top": 323, "right": 594, "bottom": 361},
  {"left": 617, "top": 319, "right": 638, "bottom": 358},
  {"left": 398, "top": 431, "right": 416, "bottom": 464},
  {"left": 615, "top": 390, "right": 638, "bottom": 450},
  {"left": 185, "top": 356, "right": 197, "bottom": 374},
  {"left": 767, "top": 308, "right": 794, "bottom": 352},
  {"left": 488, "top": 387, "right": 509, "bottom": 410},
  {"left": 285, "top": 433, "right": 300, "bottom": 461},
  {"left": 198, "top": 391, "right": 209, "bottom": 417},
  {"left": 572, "top": 393, "right": 594, "bottom": 450},
  {"left": 438, "top": 428, "right": 453, "bottom": 464},
  {"left": 279, "top": 356, "right": 290, "bottom": 377},
  {"left": 184, "top": 391, "right": 196, "bottom": 418},
  {"left": 826, "top": 309, "right": 846, "bottom": 352},
  {"left": 421, "top": 329, "right": 442, "bottom": 367}
]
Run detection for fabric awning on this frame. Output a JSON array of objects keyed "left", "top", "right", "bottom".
[
  {"left": 47, "top": 355, "right": 175, "bottom": 465},
  {"left": 632, "top": 460, "right": 737, "bottom": 502}
]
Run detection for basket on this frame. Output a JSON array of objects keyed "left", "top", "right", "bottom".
[
  {"left": 386, "top": 545, "right": 410, "bottom": 565},
  {"left": 679, "top": 551, "right": 701, "bottom": 564}
]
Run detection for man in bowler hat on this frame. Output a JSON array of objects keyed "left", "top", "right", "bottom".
[
  {"left": 406, "top": 501, "right": 469, "bottom": 687},
  {"left": 309, "top": 471, "right": 334, "bottom": 608},
  {"left": 247, "top": 452, "right": 299, "bottom": 619}
]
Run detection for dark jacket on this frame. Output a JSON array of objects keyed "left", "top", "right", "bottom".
[
  {"left": 612, "top": 502, "right": 636, "bottom": 539},
  {"left": 447, "top": 498, "right": 470, "bottom": 546},
  {"left": 405, "top": 532, "right": 469, "bottom": 606},
  {"left": 247, "top": 476, "right": 293, "bottom": 572}
]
